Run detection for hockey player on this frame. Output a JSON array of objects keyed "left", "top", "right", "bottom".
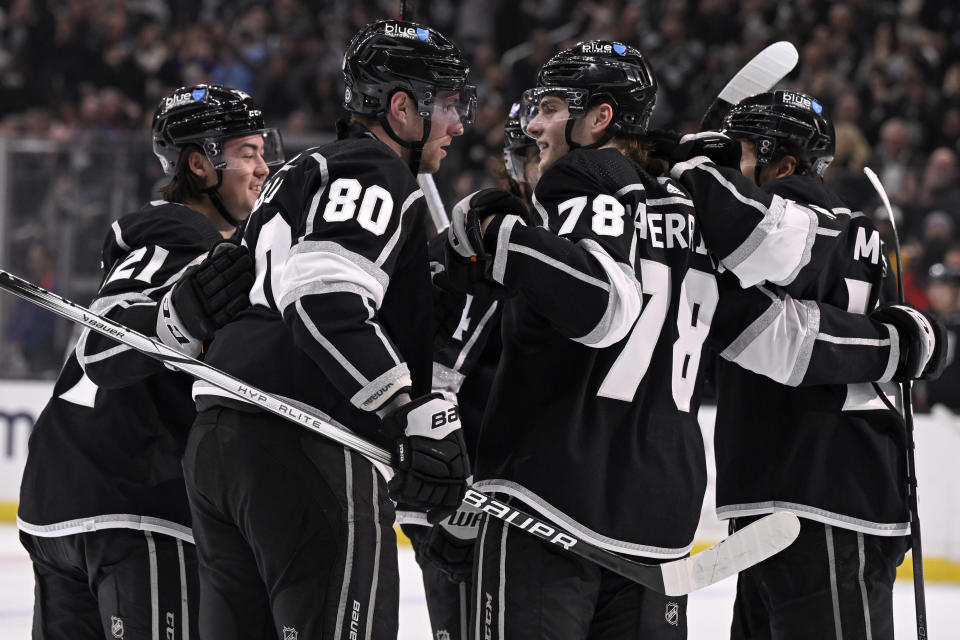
[
  {"left": 443, "top": 43, "right": 945, "bottom": 639},
  {"left": 17, "top": 84, "right": 281, "bottom": 639},
  {"left": 709, "top": 91, "right": 947, "bottom": 640},
  {"left": 402, "top": 104, "right": 542, "bottom": 640},
  {"left": 182, "top": 20, "right": 474, "bottom": 639}
]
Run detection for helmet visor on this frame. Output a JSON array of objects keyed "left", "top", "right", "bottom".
[
  {"left": 207, "top": 128, "right": 285, "bottom": 171},
  {"left": 519, "top": 86, "right": 588, "bottom": 136},
  {"left": 504, "top": 144, "right": 539, "bottom": 184},
  {"left": 428, "top": 86, "right": 477, "bottom": 126}
]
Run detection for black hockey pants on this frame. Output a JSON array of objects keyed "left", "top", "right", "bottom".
[
  {"left": 20, "top": 528, "right": 198, "bottom": 639},
  {"left": 730, "top": 516, "right": 909, "bottom": 640},
  {"left": 472, "top": 498, "right": 688, "bottom": 640},
  {"left": 183, "top": 408, "right": 399, "bottom": 640}
]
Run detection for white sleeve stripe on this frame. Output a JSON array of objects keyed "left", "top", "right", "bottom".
[
  {"left": 816, "top": 334, "right": 891, "bottom": 346},
  {"left": 721, "top": 297, "right": 819, "bottom": 386},
  {"left": 279, "top": 243, "right": 388, "bottom": 312},
  {"left": 363, "top": 298, "right": 402, "bottom": 366},
  {"left": 879, "top": 324, "right": 900, "bottom": 383},
  {"left": 492, "top": 215, "right": 524, "bottom": 284},
  {"left": 614, "top": 183, "right": 645, "bottom": 197},
  {"left": 816, "top": 228, "right": 841, "bottom": 237},
  {"left": 375, "top": 189, "right": 421, "bottom": 267},
  {"left": 453, "top": 300, "right": 499, "bottom": 371},
  {"left": 572, "top": 239, "right": 643, "bottom": 348},
  {"left": 646, "top": 196, "right": 694, "bottom": 207},
  {"left": 88, "top": 293, "right": 152, "bottom": 314},
  {"left": 294, "top": 299, "right": 368, "bottom": 385},
  {"left": 683, "top": 161, "right": 771, "bottom": 215},
  {"left": 531, "top": 194, "right": 550, "bottom": 227},
  {"left": 493, "top": 221, "right": 611, "bottom": 290},
  {"left": 505, "top": 243, "right": 611, "bottom": 289},
  {"left": 77, "top": 342, "right": 132, "bottom": 366},
  {"left": 111, "top": 220, "right": 130, "bottom": 251},
  {"left": 302, "top": 153, "right": 330, "bottom": 237}
]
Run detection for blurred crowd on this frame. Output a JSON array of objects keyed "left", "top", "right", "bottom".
[{"left": 2, "top": 0, "right": 960, "bottom": 398}]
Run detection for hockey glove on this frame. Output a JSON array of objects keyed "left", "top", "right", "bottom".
[
  {"left": 156, "top": 241, "right": 254, "bottom": 356},
  {"left": 385, "top": 393, "right": 470, "bottom": 523},
  {"left": 670, "top": 131, "right": 742, "bottom": 170},
  {"left": 871, "top": 304, "right": 949, "bottom": 381},
  {"left": 444, "top": 189, "right": 525, "bottom": 298},
  {"left": 422, "top": 503, "right": 481, "bottom": 583}
]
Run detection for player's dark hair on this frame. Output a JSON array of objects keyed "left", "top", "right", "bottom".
[
  {"left": 159, "top": 145, "right": 209, "bottom": 203},
  {"left": 612, "top": 133, "right": 664, "bottom": 174}
]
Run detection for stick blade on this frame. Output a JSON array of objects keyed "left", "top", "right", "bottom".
[
  {"left": 718, "top": 41, "right": 799, "bottom": 104},
  {"left": 660, "top": 512, "right": 801, "bottom": 596},
  {"left": 700, "top": 41, "right": 798, "bottom": 130}
]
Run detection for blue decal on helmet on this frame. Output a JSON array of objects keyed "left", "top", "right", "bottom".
[
  {"left": 192, "top": 88, "right": 206, "bottom": 101},
  {"left": 613, "top": 43, "right": 627, "bottom": 55},
  {"left": 416, "top": 28, "right": 429, "bottom": 41},
  {"left": 812, "top": 100, "right": 823, "bottom": 114}
]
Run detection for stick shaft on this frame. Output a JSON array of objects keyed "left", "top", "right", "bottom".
[
  {"left": 0, "top": 268, "right": 800, "bottom": 594},
  {"left": 863, "top": 167, "right": 927, "bottom": 639}
]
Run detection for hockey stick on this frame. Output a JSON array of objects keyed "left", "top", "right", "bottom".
[
  {"left": 699, "top": 41, "right": 799, "bottom": 131},
  {"left": 418, "top": 173, "right": 451, "bottom": 233},
  {"left": 864, "top": 166, "right": 928, "bottom": 640},
  {"left": 0, "top": 268, "right": 800, "bottom": 595}
]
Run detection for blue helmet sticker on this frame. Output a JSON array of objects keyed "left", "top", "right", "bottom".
[
  {"left": 416, "top": 28, "right": 429, "bottom": 41},
  {"left": 812, "top": 100, "right": 823, "bottom": 114},
  {"left": 613, "top": 43, "right": 627, "bottom": 55},
  {"left": 192, "top": 88, "right": 206, "bottom": 101}
]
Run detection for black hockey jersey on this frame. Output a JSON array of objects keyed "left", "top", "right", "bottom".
[
  {"left": 709, "top": 175, "right": 911, "bottom": 535},
  {"left": 18, "top": 202, "right": 222, "bottom": 541},
  {"left": 473, "top": 148, "right": 718, "bottom": 558},
  {"left": 194, "top": 123, "right": 433, "bottom": 452}
]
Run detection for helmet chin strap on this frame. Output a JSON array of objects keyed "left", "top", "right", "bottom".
[
  {"left": 564, "top": 118, "right": 618, "bottom": 151},
  {"left": 378, "top": 114, "right": 432, "bottom": 175},
  {"left": 202, "top": 170, "right": 241, "bottom": 228}
]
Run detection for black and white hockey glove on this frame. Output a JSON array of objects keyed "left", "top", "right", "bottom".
[
  {"left": 670, "top": 131, "right": 742, "bottom": 170},
  {"left": 422, "top": 502, "right": 481, "bottom": 583},
  {"left": 156, "top": 241, "right": 254, "bottom": 356},
  {"left": 444, "top": 189, "right": 526, "bottom": 297},
  {"left": 385, "top": 393, "right": 470, "bottom": 523},
  {"left": 871, "top": 304, "right": 948, "bottom": 381}
]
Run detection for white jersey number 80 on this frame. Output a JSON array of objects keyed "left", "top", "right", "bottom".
[{"left": 597, "top": 261, "right": 718, "bottom": 412}]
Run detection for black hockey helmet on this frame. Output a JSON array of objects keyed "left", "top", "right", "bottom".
[
  {"left": 342, "top": 20, "right": 475, "bottom": 123},
  {"left": 721, "top": 90, "right": 835, "bottom": 181},
  {"left": 152, "top": 84, "right": 283, "bottom": 176},
  {"left": 519, "top": 40, "right": 657, "bottom": 149},
  {"left": 503, "top": 102, "right": 538, "bottom": 184},
  {"left": 342, "top": 20, "right": 475, "bottom": 173}
]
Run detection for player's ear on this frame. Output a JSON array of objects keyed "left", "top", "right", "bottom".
[
  {"left": 187, "top": 149, "right": 212, "bottom": 180},
  {"left": 591, "top": 103, "right": 615, "bottom": 134},
  {"left": 388, "top": 91, "right": 411, "bottom": 126},
  {"left": 775, "top": 154, "right": 797, "bottom": 178}
]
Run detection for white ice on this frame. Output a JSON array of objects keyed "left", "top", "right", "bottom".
[{"left": 1, "top": 523, "right": 957, "bottom": 638}]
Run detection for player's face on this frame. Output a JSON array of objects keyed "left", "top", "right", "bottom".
[
  {"left": 420, "top": 91, "right": 467, "bottom": 174},
  {"left": 525, "top": 95, "right": 571, "bottom": 173},
  {"left": 216, "top": 134, "right": 272, "bottom": 220}
]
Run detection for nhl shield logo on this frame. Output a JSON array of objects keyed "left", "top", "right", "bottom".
[
  {"left": 416, "top": 28, "right": 430, "bottom": 41},
  {"left": 282, "top": 626, "right": 298, "bottom": 640},
  {"left": 191, "top": 88, "right": 206, "bottom": 101},
  {"left": 665, "top": 602, "right": 680, "bottom": 626},
  {"left": 110, "top": 616, "right": 124, "bottom": 638},
  {"left": 612, "top": 43, "right": 627, "bottom": 55}
]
